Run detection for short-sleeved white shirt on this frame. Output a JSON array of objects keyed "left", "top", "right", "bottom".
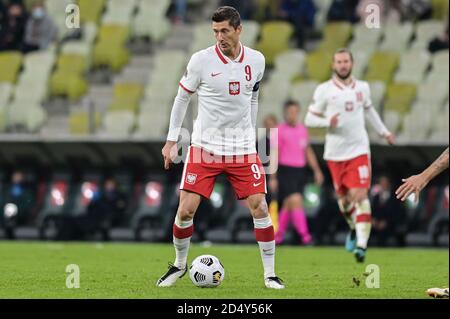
[
  {"left": 309, "top": 77, "right": 373, "bottom": 161},
  {"left": 179, "top": 43, "right": 265, "bottom": 156}
]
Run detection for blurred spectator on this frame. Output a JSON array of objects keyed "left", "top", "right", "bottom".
[
  {"left": 370, "top": 175, "right": 407, "bottom": 247},
  {"left": 171, "top": 0, "right": 187, "bottom": 24},
  {"left": 82, "top": 177, "right": 128, "bottom": 240},
  {"left": 0, "top": 1, "right": 27, "bottom": 51},
  {"left": 400, "top": 0, "right": 432, "bottom": 21},
  {"left": 328, "top": 0, "right": 359, "bottom": 22},
  {"left": 2, "top": 170, "right": 34, "bottom": 238},
  {"left": 22, "top": 0, "right": 58, "bottom": 53},
  {"left": 428, "top": 23, "right": 449, "bottom": 53},
  {"left": 278, "top": 0, "right": 316, "bottom": 48},
  {"left": 219, "top": 0, "right": 256, "bottom": 20}
]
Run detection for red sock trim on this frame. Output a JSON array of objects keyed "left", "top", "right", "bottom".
[
  {"left": 356, "top": 214, "right": 372, "bottom": 223},
  {"left": 173, "top": 224, "right": 194, "bottom": 239},
  {"left": 254, "top": 226, "right": 275, "bottom": 242}
]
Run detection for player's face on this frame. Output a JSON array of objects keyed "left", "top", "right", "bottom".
[
  {"left": 285, "top": 105, "right": 300, "bottom": 125},
  {"left": 333, "top": 52, "right": 353, "bottom": 80},
  {"left": 213, "top": 21, "right": 242, "bottom": 55}
]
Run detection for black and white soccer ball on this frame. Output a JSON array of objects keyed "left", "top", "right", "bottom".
[{"left": 189, "top": 255, "right": 225, "bottom": 288}]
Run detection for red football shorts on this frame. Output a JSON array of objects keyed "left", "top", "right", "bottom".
[
  {"left": 326, "top": 154, "right": 371, "bottom": 196},
  {"left": 180, "top": 146, "right": 267, "bottom": 200}
]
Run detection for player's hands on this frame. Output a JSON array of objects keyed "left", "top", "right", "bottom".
[
  {"left": 395, "top": 173, "right": 428, "bottom": 203},
  {"left": 162, "top": 140, "right": 178, "bottom": 170},
  {"left": 384, "top": 133, "right": 396, "bottom": 145},
  {"left": 269, "top": 176, "right": 278, "bottom": 194},
  {"left": 314, "top": 169, "right": 324, "bottom": 186},
  {"left": 329, "top": 113, "right": 340, "bottom": 129}
]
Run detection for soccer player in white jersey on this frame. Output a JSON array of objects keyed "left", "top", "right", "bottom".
[
  {"left": 305, "top": 48, "right": 396, "bottom": 263},
  {"left": 156, "top": 7, "right": 284, "bottom": 289}
]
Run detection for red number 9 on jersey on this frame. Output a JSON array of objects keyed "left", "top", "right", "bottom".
[{"left": 245, "top": 65, "right": 252, "bottom": 81}]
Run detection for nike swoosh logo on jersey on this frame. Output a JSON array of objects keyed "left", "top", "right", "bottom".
[
  {"left": 211, "top": 72, "right": 222, "bottom": 77},
  {"left": 253, "top": 182, "right": 263, "bottom": 187}
]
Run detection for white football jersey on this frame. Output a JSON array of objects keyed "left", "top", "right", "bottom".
[
  {"left": 179, "top": 43, "right": 265, "bottom": 156},
  {"left": 309, "top": 77, "right": 373, "bottom": 161}
]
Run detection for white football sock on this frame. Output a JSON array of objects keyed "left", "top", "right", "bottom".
[
  {"left": 173, "top": 215, "right": 193, "bottom": 269},
  {"left": 254, "top": 216, "right": 276, "bottom": 278},
  {"left": 355, "top": 199, "right": 372, "bottom": 249}
]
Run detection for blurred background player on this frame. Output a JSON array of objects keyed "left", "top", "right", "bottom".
[
  {"left": 270, "top": 100, "right": 323, "bottom": 245},
  {"left": 305, "top": 48, "right": 396, "bottom": 262},
  {"left": 157, "top": 6, "right": 284, "bottom": 289},
  {"left": 395, "top": 147, "right": 449, "bottom": 299}
]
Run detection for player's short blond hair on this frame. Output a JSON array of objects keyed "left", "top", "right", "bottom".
[{"left": 333, "top": 48, "right": 354, "bottom": 62}]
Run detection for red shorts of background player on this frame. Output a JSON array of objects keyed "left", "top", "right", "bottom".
[
  {"left": 326, "top": 154, "right": 372, "bottom": 196},
  {"left": 180, "top": 146, "right": 267, "bottom": 200}
]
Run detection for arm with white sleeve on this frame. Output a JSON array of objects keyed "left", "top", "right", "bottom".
[
  {"left": 163, "top": 53, "right": 201, "bottom": 169},
  {"left": 166, "top": 53, "right": 201, "bottom": 142},
  {"left": 304, "top": 85, "right": 332, "bottom": 128}
]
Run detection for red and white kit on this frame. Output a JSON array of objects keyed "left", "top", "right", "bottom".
[
  {"left": 307, "top": 77, "right": 389, "bottom": 194},
  {"left": 168, "top": 42, "right": 267, "bottom": 198}
]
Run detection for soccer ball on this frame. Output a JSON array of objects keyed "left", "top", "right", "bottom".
[{"left": 189, "top": 255, "right": 225, "bottom": 288}]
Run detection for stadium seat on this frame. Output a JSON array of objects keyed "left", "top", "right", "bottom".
[
  {"left": 383, "top": 110, "right": 402, "bottom": 134},
  {"left": 240, "top": 20, "right": 261, "bottom": 47},
  {"left": 132, "top": 0, "right": 171, "bottom": 41},
  {"left": 365, "top": 52, "right": 400, "bottom": 84},
  {"left": 14, "top": 80, "right": 49, "bottom": 104},
  {"left": 0, "top": 51, "right": 23, "bottom": 84},
  {"left": 306, "top": 51, "right": 333, "bottom": 82},
  {"left": 69, "top": 111, "right": 101, "bottom": 135},
  {"left": 78, "top": 0, "right": 107, "bottom": 24},
  {"left": 313, "top": 0, "right": 333, "bottom": 30},
  {"left": 351, "top": 23, "right": 383, "bottom": 48},
  {"left": 0, "top": 83, "right": 13, "bottom": 107},
  {"left": 318, "top": 22, "right": 353, "bottom": 52},
  {"left": 102, "top": 0, "right": 138, "bottom": 26},
  {"left": 0, "top": 108, "right": 6, "bottom": 132},
  {"left": 352, "top": 50, "right": 371, "bottom": 79},
  {"left": 94, "top": 25, "right": 130, "bottom": 71},
  {"left": 416, "top": 82, "right": 449, "bottom": 107},
  {"left": 135, "top": 109, "right": 170, "bottom": 138},
  {"left": 369, "top": 81, "right": 386, "bottom": 111},
  {"left": 23, "top": 50, "right": 56, "bottom": 74},
  {"left": 289, "top": 80, "right": 319, "bottom": 120},
  {"left": 384, "top": 83, "right": 417, "bottom": 115},
  {"left": 61, "top": 41, "right": 94, "bottom": 68},
  {"left": 380, "top": 22, "right": 414, "bottom": 52},
  {"left": 401, "top": 102, "right": 434, "bottom": 141},
  {"left": 394, "top": 51, "right": 431, "bottom": 84},
  {"left": 431, "top": 0, "right": 450, "bottom": 20},
  {"left": 426, "top": 50, "right": 449, "bottom": 83},
  {"left": 103, "top": 110, "right": 135, "bottom": 136},
  {"left": 411, "top": 20, "right": 446, "bottom": 51},
  {"left": 256, "top": 22, "right": 294, "bottom": 66},
  {"left": 113, "top": 83, "right": 144, "bottom": 105},
  {"left": 5, "top": 101, "right": 47, "bottom": 132},
  {"left": 274, "top": 49, "right": 306, "bottom": 81},
  {"left": 50, "top": 72, "right": 88, "bottom": 101}
]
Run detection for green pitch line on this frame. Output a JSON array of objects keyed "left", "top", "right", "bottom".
[{"left": 0, "top": 242, "right": 447, "bottom": 299}]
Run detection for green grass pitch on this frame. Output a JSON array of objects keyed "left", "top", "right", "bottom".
[{"left": 0, "top": 242, "right": 447, "bottom": 299}]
